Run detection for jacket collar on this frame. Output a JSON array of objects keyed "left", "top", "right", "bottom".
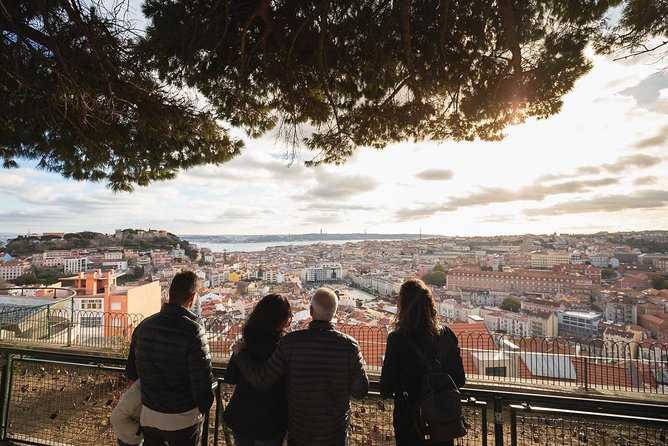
[
  {"left": 309, "top": 319, "right": 335, "bottom": 331},
  {"left": 160, "top": 302, "right": 197, "bottom": 320}
]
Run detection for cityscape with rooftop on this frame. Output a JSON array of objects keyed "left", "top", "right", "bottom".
[{"left": 1, "top": 0, "right": 668, "bottom": 445}]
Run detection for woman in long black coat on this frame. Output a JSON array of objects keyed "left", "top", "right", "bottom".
[
  {"left": 224, "top": 294, "right": 292, "bottom": 446},
  {"left": 380, "top": 278, "right": 466, "bottom": 446}
]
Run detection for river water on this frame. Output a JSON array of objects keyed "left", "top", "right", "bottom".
[{"left": 189, "top": 239, "right": 380, "bottom": 253}]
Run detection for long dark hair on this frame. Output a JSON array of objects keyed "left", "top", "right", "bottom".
[
  {"left": 394, "top": 278, "right": 440, "bottom": 338},
  {"left": 242, "top": 293, "right": 292, "bottom": 343}
]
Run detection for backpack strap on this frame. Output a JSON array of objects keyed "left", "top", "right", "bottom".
[{"left": 403, "top": 329, "right": 446, "bottom": 373}]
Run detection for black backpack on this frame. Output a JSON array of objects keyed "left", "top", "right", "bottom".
[{"left": 404, "top": 328, "right": 467, "bottom": 444}]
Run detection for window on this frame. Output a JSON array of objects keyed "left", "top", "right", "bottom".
[
  {"left": 485, "top": 367, "right": 507, "bottom": 377},
  {"left": 80, "top": 316, "right": 102, "bottom": 327},
  {"left": 80, "top": 299, "right": 102, "bottom": 310},
  {"left": 110, "top": 302, "right": 122, "bottom": 311}
]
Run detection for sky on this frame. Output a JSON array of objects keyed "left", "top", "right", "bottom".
[{"left": 1, "top": 22, "right": 668, "bottom": 237}]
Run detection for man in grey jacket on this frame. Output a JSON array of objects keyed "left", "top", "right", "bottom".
[
  {"left": 233, "top": 287, "right": 369, "bottom": 446},
  {"left": 126, "top": 271, "right": 213, "bottom": 446}
]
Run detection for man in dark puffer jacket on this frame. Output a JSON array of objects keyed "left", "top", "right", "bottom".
[
  {"left": 233, "top": 288, "right": 369, "bottom": 446},
  {"left": 126, "top": 271, "right": 213, "bottom": 446}
]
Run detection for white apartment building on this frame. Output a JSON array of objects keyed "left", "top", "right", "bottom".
[
  {"left": 262, "top": 270, "right": 284, "bottom": 284},
  {"left": 32, "top": 250, "right": 71, "bottom": 268},
  {"left": 351, "top": 274, "right": 402, "bottom": 296},
  {"left": 556, "top": 310, "right": 603, "bottom": 338},
  {"left": 604, "top": 294, "right": 637, "bottom": 325},
  {"left": 102, "top": 260, "right": 129, "bottom": 271},
  {"left": 460, "top": 290, "right": 509, "bottom": 307},
  {"left": 0, "top": 259, "right": 31, "bottom": 281},
  {"left": 205, "top": 270, "right": 222, "bottom": 287},
  {"left": 480, "top": 309, "right": 531, "bottom": 337},
  {"left": 104, "top": 251, "right": 123, "bottom": 261},
  {"left": 589, "top": 255, "right": 619, "bottom": 268},
  {"left": 526, "top": 311, "right": 559, "bottom": 337},
  {"left": 438, "top": 300, "right": 480, "bottom": 322},
  {"left": 302, "top": 263, "right": 343, "bottom": 283},
  {"left": 498, "top": 312, "right": 531, "bottom": 337},
  {"left": 63, "top": 257, "right": 88, "bottom": 274}
]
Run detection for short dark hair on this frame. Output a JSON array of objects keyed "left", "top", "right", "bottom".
[{"left": 169, "top": 271, "right": 199, "bottom": 305}]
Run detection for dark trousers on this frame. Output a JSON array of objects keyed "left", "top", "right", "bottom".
[
  {"left": 141, "top": 422, "right": 202, "bottom": 446},
  {"left": 288, "top": 436, "right": 347, "bottom": 446},
  {"left": 233, "top": 431, "right": 285, "bottom": 446}
]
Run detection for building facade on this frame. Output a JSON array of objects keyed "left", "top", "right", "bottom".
[{"left": 447, "top": 267, "right": 598, "bottom": 294}]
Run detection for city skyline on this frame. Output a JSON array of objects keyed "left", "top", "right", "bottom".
[{"left": 1, "top": 48, "right": 667, "bottom": 237}]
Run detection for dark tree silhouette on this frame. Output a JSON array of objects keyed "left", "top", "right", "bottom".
[
  {"left": 2, "top": 0, "right": 665, "bottom": 190},
  {"left": 0, "top": 0, "right": 242, "bottom": 191}
]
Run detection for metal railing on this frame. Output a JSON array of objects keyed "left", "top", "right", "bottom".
[
  {"left": 509, "top": 403, "right": 668, "bottom": 446},
  {"left": 211, "top": 381, "right": 487, "bottom": 446},
  {"left": 0, "top": 348, "right": 666, "bottom": 446},
  {"left": 1, "top": 308, "right": 667, "bottom": 394}
]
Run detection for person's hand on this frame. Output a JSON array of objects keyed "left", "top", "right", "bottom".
[{"left": 232, "top": 340, "right": 247, "bottom": 355}]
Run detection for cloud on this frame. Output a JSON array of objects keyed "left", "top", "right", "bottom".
[
  {"left": 601, "top": 154, "right": 663, "bottom": 173},
  {"left": 300, "top": 212, "right": 343, "bottom": 226},
  {"left": 395, "top": 204, "right": 446, "bottom": 221},
  {"left": 480, "top": 215, "right": 516, "bottom": 223},
  {"left": 184, "top": 154, "right": 310, "bottom": 183},
  {"left": 576, "top": 166, "right": 602, "bottom": 176},
  {"left": 524, "top": 190, "right": 668, "bottom": 216},
  {"left": 303, "top": 203, "right": 377, "bottom": 212},
  {"left": 0, "top": 209, "right": 68, "bottom": 224},
  {"left": 619, "top": 71, "right": 668, "bottom": 110},
  {"left": 172, "top": 208, "right": 273, "bottom": 225},
  {"left": 446, "top": 178, "right": 619, "bottom": 208},
  {"left": 416, "top": 169, "right": 454, "bottom": 181},
  {"left": 536, "top": 155, "right": 662, "bottom": 183},
  {"left": 299, "top": 174, "right": 380, "bottom": 201},
  {"left": 635, "top": 123, "right": 668, "bottom": 149},
  {"left": 633, "top": 176, "right": 658, "bottom": 186},
  {"left": 394, "top": 178, "right": 620, "bottom": 221}
]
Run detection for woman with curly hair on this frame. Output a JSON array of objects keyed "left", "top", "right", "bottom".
[{"left": 380, "top": 278, "right": 466, "bottom": 446}]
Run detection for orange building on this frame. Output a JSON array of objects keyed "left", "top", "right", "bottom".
[{"left": 59, "top": 269, "right": 161, "bottom": 342}]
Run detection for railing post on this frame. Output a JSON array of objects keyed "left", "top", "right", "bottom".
[
  {"left": 494, "top": 395, "right": 504, "bottom": 446},
  {"left": 213, "top": 381, "right": 222, "bottom": 446},
  {"left": 583, "top": 355, "right": 589, "bottom": 391},
  {"left": 0, "top": 352, "right": 14, "bottom": 440},
  {"left": 509, "top": 406, "right": 517, "bottom": 446},
  {"left": 46, "top": 305, "right": 51, "bottom": 339},
  {"left": 68, "top": 297, "right": 74, "bottom": 347}
]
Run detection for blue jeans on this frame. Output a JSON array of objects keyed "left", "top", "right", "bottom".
[{"left": 233, "top": 431, "right": 285, "bottom": 446}]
